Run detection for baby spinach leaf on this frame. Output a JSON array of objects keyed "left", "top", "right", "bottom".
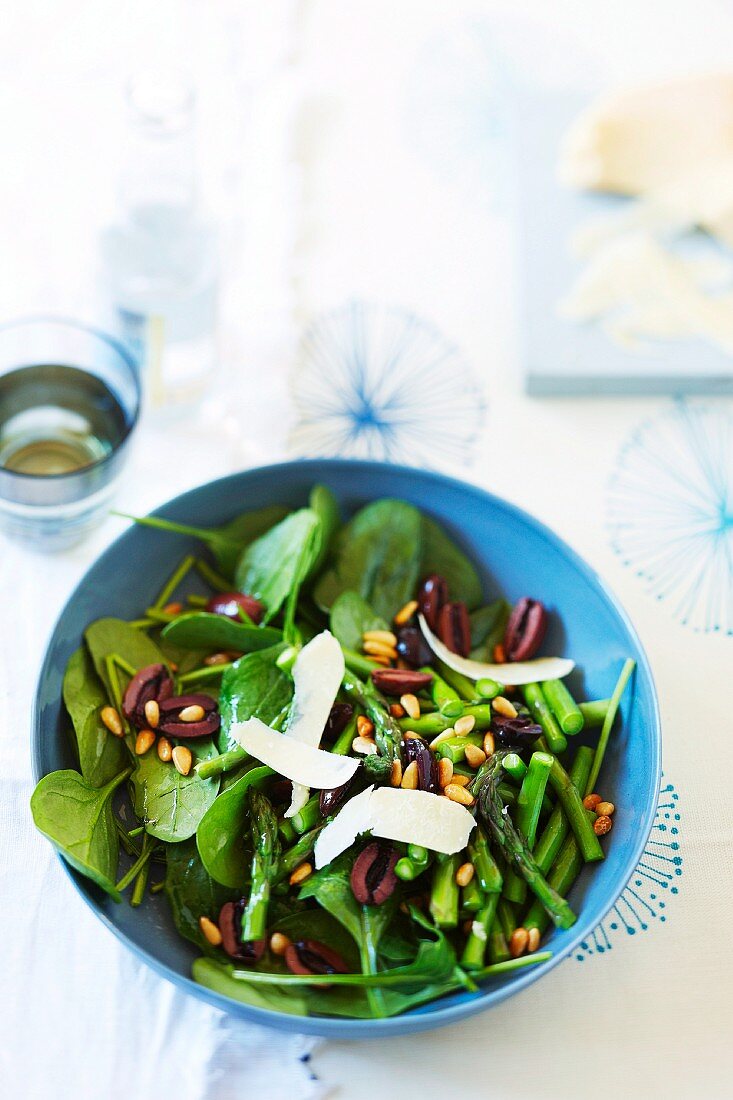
[
  {"left": 420, "top": 515, "right": 483, "bottom": 609},
  {"left": 195, "top": 765, "right": 272, "bottom": 887},
  {"left": 218, "top": 646, "right": 292, "bottom": 752},
  {"left": 308, "top": 484, "right": 340, "bottom": 576},
  {"left": 299, "top": 851, "right": 397, "bottom": 955},
  {"left": 30, "top": 768, "right": 130, "bottom": 900},
  {"left": 161, "top": 613, "right": 282, "bottom": 654},
  {"left": 314, "top": 499, "right": 422, "bottom": 621},
  {"left": 469, "top": 598, "right": 510, "bottom": 657},
  {"left": 235, "top": 508, "right": 322, "bottom": 624},
  {"left": 163, "top": 838, "right": 236, "bottom": 948},
  {"left": 63, "top": 647, "right": 127, "bottom": 788},
  {"left": 131, "top": 741, "right": 220, "bottom": 843},
  {"left": 85, "top": 618, "right": 168, "bottom": 693},
  {"left": 117, "top": 505, "right": 289, "bottom": 578},
  {"left": 329, "top": 591, "right": 389, "bottom": 653},
  {"left": 193, "top": 958, "right": 310, "bottom": 1015},
  {"left": 282, "top": 517, "right": 324, "bottom": 643}
]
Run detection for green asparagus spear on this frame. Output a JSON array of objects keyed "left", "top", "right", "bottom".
[
  {"left": 503, "top": 751, "right": 554, "bottom": 904},
  {"left": 468, "top": 827, "right": 503, "bottom": 894},
  {"left": 461, "top": 892, "right": 499, "bottom": 970},
  {"left": 523, "top": 683, "right": 567, "bottom": 754},
  {"left": 535, "top": 738, "right": 604, "bottom": 863},
  {"left": 461, "top": 876, "right": 484, "bottom": 912},
  {"left": 435, "top": 659, "right": 480, "bottom": 701},
  {"left": 524, "top": 832, "right": 583, "bottom": 934},
  {"left": 475, "top": 677, "right": 504, "bottom": 700},
  {"left": 533, "top": 746, "right": 593, "bottom": 875},
  {"left": 432, "top": 734, "right": 484, "bottom": 763},
  {"left": 240, "top": 790, "right": 280, "bottom": 941},
  {"left": 541, "top": 679, "right": 584, "bottom": 735},
  {"left": 398, "top": 704, "right": 493, "bottom": 736},
  {"left": 421, "top": 666, "right": 461, "bottom": 707},
  {"left": 342, "top": 671, "right": 403, "bottom": 759},
  {"left": 290, "top": 795, "right": 321, "bottom": 835},
  {"left": 274, "top": 826, "right": 321, "bottom": 884},
  {"left": 578, "top": 698, "right": 611, "bottom": 729},
  {"left": 477, "top": 754, "right": 577, "bottom": 929},
  {"left": 429, "top": 853, "right": 460, "bottom": 928}
]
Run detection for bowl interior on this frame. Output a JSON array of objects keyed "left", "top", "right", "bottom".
[{"left": 33, "top": 459, "right": 660, "bottom": 1037}]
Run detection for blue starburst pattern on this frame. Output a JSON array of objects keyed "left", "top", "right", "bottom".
[
  {"left": 289, "top": 301, "right": 485, "bottom": 468},
  {"left": 575, "top": 779, "right": 683, "bottom": 962},
  {"left": 607, "top": 401, "right": 733, "bottom": 633},
  {"left": 403, "top": 17, "right": 508, "bottom": 197}
]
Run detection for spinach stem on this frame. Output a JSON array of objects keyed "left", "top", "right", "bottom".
[
  {"left": 194, "top": 558, "right": 232, "bottom": 592},
  {"left": 178, "top": 663, "right": 233, "bottom": 688},
  {"left": 115, "top": 834, "right": 156, "bottom": 893},
  {"left": 154, "top": 554, "right": 196, "bottom": 609},
  {"left": 585, "top": 659, "right": 636, "bottom": 795}
]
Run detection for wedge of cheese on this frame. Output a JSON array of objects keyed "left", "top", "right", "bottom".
[{"left": 559, "top": 74, "right": 733, "bottom": 196}]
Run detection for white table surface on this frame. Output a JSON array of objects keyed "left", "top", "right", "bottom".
[{"left": 1, "top": 2, "right": 731, "bottom": 1098}]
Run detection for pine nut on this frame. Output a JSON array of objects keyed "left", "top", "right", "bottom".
[
  {"left": 356, "top": 715, "right": 375, "bottom": 739},
  {"left": 456, "top": 862, "right": 475, "bottom": 887},
  {"left": 454, "top": 714, "right": 476, "bottom": 736},
  {"left": 172, "top": 745, "right": 192, "bottom": 775},
  {"left": 401, "top": 761, "right": 419, "bottom": 789},
  {"left": 157, "top": 736, "right": 173, "bottom": 762},
  {"left": 483, "top": 731, "right": 496, "bottom": 756},
  {"left": 270, "top": 932, "right": 290, "bottom": 956},
  {"left": 400, "top": 693, "right": 420, "bottom": 720},
  {"left": 492, "top": 696, "right": 517, "bottom": 719},
  {"left": 593, "top": 815, "right": 613, "bottom": 836},
  {"left": 394, "top": 599, "right": 418, "bottom": 626},
  {"left": 402, "top": 731, "right": 423, "bottom": 740},
  {"left": 163, "top": 601, "right": 184, "bottom": 615},
  {"left": 371, "top": 655, "right": 392, "bottom": 667},
  {"left": 583, "top": 793, "right": 602, "bottom": 811},
  {"left": 444, "top": 783, "right": 474, "bottom": 806},
  {"left": 199, "top": 916, "right": 222, "bottom": 946},
  {"left": 464, "top": 744, "right": 487, "bottom": 769},
  {"left": 438, "top": 758, "right": 454, "bottom": 788},
  {"left": 352, "top": 736, "right": 378, "bottom": 755},
  {"left": 179, "top": 704, "right": 205, "bottom": 723},
  {"left": 596, "top": 801, "right": 615, "bottom": 817},
  {"left": 363, "top": 629, "right": 398, "bottom": 647},
  {"left": 135, "top": 729, "right": 156, "bottom": 755},
  {"left": 389, "top": 703, "right": 406, "bottom": 719},
  {"left": 493, "top": 644, "right": 506, "bottom": 663},
  {"left": 509, "top": 928, "right": 529, "bottom": 958},
  {"left": 363, "top": 640, "right": 398, "bottom": 659},
  {"left": 429, "top": 728, "right": 455, "bottom": 750},
  {"left": 144, "top": 699, "right": 159, "bottom": 729},
  {"left": 169, "top": 661, "right": 179, "bottom": 672},
  {"left": 204, "top": 652, "right": 231, "bottom": 667},
  {"left": 100, "top": 706, "right": 123, "bottom": 737},
  {"left": 450, "top": 774, "right": 470, "bottom": 787},
  {"left": 289, "top": 862, "right": 312, "bottom": 886},
  {"left": 390, "top": 759, "right": 403, "bottom": 787},
  {"left": 527, "top": 927, "right": 541, "bottom": 953}
]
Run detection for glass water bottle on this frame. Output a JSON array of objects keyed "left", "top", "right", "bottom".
[{"left": 99, "top": 69, "right": 218, "bottom": 410}]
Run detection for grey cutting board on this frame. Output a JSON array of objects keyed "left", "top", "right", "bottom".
[{"left": 512, "top": 89, "right": 733, "bottom": 396}]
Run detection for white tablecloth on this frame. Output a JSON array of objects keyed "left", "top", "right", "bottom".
[{"left": 2, "top": 2, "right": 731, "bottom": 1098}]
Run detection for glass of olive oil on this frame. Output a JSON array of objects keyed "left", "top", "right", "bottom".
[{"left": 0, "top": 318, "right": 140, "bottom": 547}]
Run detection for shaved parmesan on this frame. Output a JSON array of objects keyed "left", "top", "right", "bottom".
[
  {"left": 231, "top": 717, "right": 359, "bottom": 790},
  {"left": 282, "top": 631, "right": 345, "bottom": 818},
  {"left": 314, "top": 785, "right": 475, "bottom": 869},
  {"left": 314, "top": 786, "right": 375, "bottom": 869},
  {"left": 419, "top": 614, "right": 574, "bottom": 685}
]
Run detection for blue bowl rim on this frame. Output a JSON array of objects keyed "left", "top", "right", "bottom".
[{"left": 31, "top": 458, "right": 661, "bottom": 1038}]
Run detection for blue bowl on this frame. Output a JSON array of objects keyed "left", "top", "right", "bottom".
[{"left": 32, "top": 460, "right": 661, "bottom": 1038}]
